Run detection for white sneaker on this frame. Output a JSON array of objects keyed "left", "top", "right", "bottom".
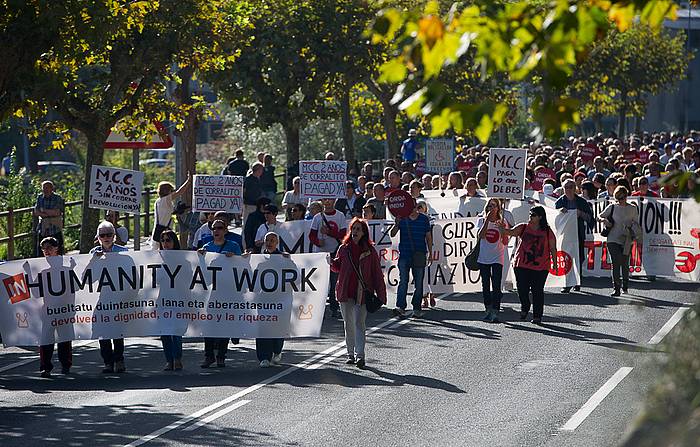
[
  {"left": 259, "top": 360, "right": 271, "bottom": 368},
  {"left": 271, "top": 353, "right": 282, "bottom": 365}
]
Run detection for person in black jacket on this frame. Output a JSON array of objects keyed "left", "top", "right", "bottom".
[
  {"left": 260, "top": 154, "right": 277, "bottom": 201},
  {"left": 335, "top": 181, "right": 366, "bottom": 219},
  {"left": 243, "top": 162, "right": 264, "bottom": 224},
  {"left": 223, "top": 150, "right": 249, "bottom": 176},
  {"left": 243, "top": 197, "right": 271, "bottom": 252},
  {"left": 554, "top": 179, "right": 594, "bottom": 293}
]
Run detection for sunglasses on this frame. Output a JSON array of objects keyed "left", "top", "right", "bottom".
[{"left": 98, "top": 233, "right": 114, "bottom": 238}]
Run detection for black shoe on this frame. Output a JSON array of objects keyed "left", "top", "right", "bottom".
[
  {"left": 531, "top": 318, "right": 542, "bottom": 325},
  {"left": 610, "top": 289, "right": 621, "bottom": 297},
  {"left": 102, "top": 364, "right": 114, "bottom": 373},
  {"left": 200, "top": 357, "right": 215, "bottom": 368},
  {"left": 560, "top": 287, "right": 571, "bottom": 293},
  {"left": 345, "top": 357, "right": 356, "bottom": 365},
  {"left": 622, "top": 288, "right": 628, "bottom": 294},
  {"left": 356, "top": 359, "right": 366, "bottom": 369},
  {"left": 519, "top": 311, "right": 528, "bottom": 321},
  {"left": 573, "top": 285, "right": 580, "bottom": 292},
  {"left": 61, "top": 367, "right": 70, "bottom": 375},
  {"left": 40, "top": 370, "right": 52, "bottom": 378},
  {"left": 216, "top": 358, "right": 226, "bottom": 368}
]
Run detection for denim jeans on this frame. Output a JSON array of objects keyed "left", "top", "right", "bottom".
[
  {"left": 396, "top": 255, "right": 426, "bottom": 311},
  {"left": 255, "top": 338, "right": 284, "bottom": 362},
  {"left": 161, "top": 336, "right": 183, "bottom": 362},
  {"left": 478, "top": 263, "right": 503, "bottom": 311}
]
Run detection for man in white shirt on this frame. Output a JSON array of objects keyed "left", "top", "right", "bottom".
[{"left": 254, "top": 204, "right": 279, "bottom": 251}]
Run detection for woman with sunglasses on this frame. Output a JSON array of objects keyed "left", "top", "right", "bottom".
[
  {"left": 476, "top": 198, "right": 509, "bottom": 323},
  {"left": 198, "top": 219, "right": 242, "bottom": 368},
  {"left": 498, "top": 206, "right": 556, "bottom": 324},
  {"left": 158, "top": 230, "right": 184, "bottom": 371},
  {"left": 90, "top": 221, "right": 129, "bottom": 373},
  {"left": 281, "top": 176, "right": 307, "bottom": 212}
]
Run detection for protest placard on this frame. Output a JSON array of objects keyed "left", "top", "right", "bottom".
[
  {"left": 386, "top": 190, "right": 414, "bottom": 218},
  {"left": 88, "top": 165, "right": 145, "bottom": 213},
  {"left": 299, "top": 160, "right": 347, "bottom": 199},
  {"left": 487, "top": 148, "right": 527, "bottom": 199},
  {"left": 424, "top": 138, "right": 455, "bottom": 174},
  {"left": 192, "top": 175, "right": 243, "bottom": 213}
]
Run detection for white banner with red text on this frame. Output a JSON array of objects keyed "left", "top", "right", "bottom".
[{"left": 0, "top": 251, "right": 329, "bottom": 347}]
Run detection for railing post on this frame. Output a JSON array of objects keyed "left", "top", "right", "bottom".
[
  {"left": 144, "top": 190, "right": 151, "bottom": 237},
  {"left": 7, "top": 208, "right": 14, "bottom": 260}
]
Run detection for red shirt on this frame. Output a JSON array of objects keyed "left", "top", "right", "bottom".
[
  {"left": 631, "top": 190, "right": 659, "bottom": 197},
  {"left": 514, "top": 224, "right": 555, "bottom": 271}
]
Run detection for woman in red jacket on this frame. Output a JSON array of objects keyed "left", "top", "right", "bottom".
[{"left": 331, "top": 218, "right": 387, "bottom": 369}]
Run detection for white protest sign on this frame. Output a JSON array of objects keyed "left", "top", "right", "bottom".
[
  {"left": 0, "top": 251, "right": 329, "bottom": 346},
  {"left": 487, "top": 148, "right": 527, "bottom": 199},
  {"left": 299, "top": 160, "right": 347, "bottom": 200},
  {"left": 89, "top": 165, "right": 145, "bottom": 213},
  {"left": 425, "top": 138, "right": 455, "bottom": 174},
  {"left": 192, "top": 175, "right": 243, "bottom": 213}
]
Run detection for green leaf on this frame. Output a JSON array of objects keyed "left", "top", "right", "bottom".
[{"left": 378, "top": 57, "right": 408, "bottom": 84}]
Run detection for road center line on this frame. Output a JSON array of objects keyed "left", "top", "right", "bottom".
[
  {"left": 561, "top": 367, "right": 633, "bottom": 431},
  {"left": 183, "top": 400, "right": 251, "bottom": 431},
  {"left": 123, "top": 295, "right": 447, "bottom": 447},
  {"left": 647, "top": 305, "right": 692, "bottom": 345}
]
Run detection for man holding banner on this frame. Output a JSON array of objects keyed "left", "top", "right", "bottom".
[{"left": 555, "top": 179, "right": 594, "bottom": 293}]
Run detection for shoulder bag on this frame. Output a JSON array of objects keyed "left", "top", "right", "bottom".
[
  {"left": 347, "top": 250, "right": 383, "bottom": 313},
  {"left": 601, "top": 205, "right": 615, "bottom": 237},
  {"left": 465, "top": 219, "right": 483, "bottom": 271}
]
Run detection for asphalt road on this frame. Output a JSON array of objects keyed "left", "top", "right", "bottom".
[{"left": 0, "top": 276, "right": 696, "bottom": 447}]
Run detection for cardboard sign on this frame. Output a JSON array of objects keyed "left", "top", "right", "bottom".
[
  {"left": 192, "top": 175, "right": 243, "bottom": 213},
  {"left": 88, "top": 165, "right": 145, "bottom": 213},
  {"left": 487, "top": 148, "right": 527, "bottom": 199},
  {"left": 531, "top": 167, "right": 556, "bottom": 191},
  {"left": 580, "top": 143, "right": 601, "bottom": 162},
  {"left": 424, "top": 138, "right": 455, "bottom": 174},
  {"left": 386, "top": 190, "right": 415, "bottom": 218},
  {"left": 299, "top": 160, "right": 347, "bottom": 200}
]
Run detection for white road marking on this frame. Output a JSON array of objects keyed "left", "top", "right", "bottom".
[
  {"left": 183, "top": 400, "right": 251, "bottom": 431},
  {"left": 123, "top": 296, "right": 448, "bottom": 447},
  {"left": 561, "top": 367, "right": 633, "bottom": 431},
  {"left": 0, "top": 340, "right": 95, "bottom": 374},
  {"left": 647, "top": 305, "right": 692, "bottom": 345}
]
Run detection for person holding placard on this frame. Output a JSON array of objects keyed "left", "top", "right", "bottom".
[
  {"left": 152, "top": 174, "right": 192, "bottom": 245},
  {"left": 389, "top": 201, "right": 433, "bottom": 318},
  {"left": 497, "top": 206, "right": 557, "bottom": 324},
  {"left": 90, "top": 221, "right": 129, "bottom": 373},
  {"left": 310, "top": 198, "right": 347, "bottom": 319}
]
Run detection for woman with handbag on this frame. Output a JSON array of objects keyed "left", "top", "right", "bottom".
[
  {"left": 598, "top": 186, "right": 641, "bottom": 296},
  {"left": 390, "top": 201, "right": 433, "bottom": 318},
  {"left": 476, "top": 199, "right": 509, "bottom": 323},
  {"left": 498, "top": 206, "right": 557, "bottom": 324},
  {"left": 331, "top": 218, "right": 387, "bottom": 369}
]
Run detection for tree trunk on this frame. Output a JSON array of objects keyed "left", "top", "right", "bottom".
[
  {"left": 283, "top": 123, "right": 300, "bottom": 190},
  {"left": 339, "top": 84, "right": 355, "bottom": 169},
  {"left": 175, "top": 66, "right": 197, "bottom": 193},
  {"left": 617, "top": 93, "right": 627, "bottom": 139},
  {"left": 498, "top": 124, "right": 509, "bottom": 147},
  {"left": 594, "top": 114, "right": 603, "bottom": 133},
  {"left": 79, "top": 126, "right": 108, "bottom": 253},
  {"left": 365, "top": 80, "right": 400, "bottom": 160},
  {"left": 634, "top": 115, "right": 642, "bottom": 135}
]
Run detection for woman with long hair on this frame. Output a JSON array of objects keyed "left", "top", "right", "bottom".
[
  {"left": 330, "top": 218, "right": 387, "bottom": 369},
  {"left": 598, "top": 186, "right": 642, "bottom": 296},
  {"left": 158, "top": 229, "right": 184, "bottom": 371},
  {"left": 499, "top": 206, "right": 557, "bottom": 324},
  {"left": 476, "top": 198, "right": 509, "bottom": 323}
]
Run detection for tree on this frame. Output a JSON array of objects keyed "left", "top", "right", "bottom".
[
  {"left": 569, "top": 24, "right": 691, "bottom": 138},
  {"left": 14, "top": 1, "right": 248, "bottom": 253},
  {"left": 370, "top": 0, "right": 680, "bottom": 142}
]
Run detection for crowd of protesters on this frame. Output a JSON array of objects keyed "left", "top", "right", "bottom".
[{"left": 31, "top": 129, "right": 700, "bottom": 378}]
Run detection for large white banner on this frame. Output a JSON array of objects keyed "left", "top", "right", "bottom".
[
  {"left": 192, "top": 175, "right": 243, "bottom": 213},
  {"left": 0, "top": 251, "right": 329, "bottom": 347},
  {"left": 89, "top": 165, "right": 145, "bottom": 213},
  {"left": 584, "top": 197, "right": 700, "bottom": 282},
  {"left": 487, "top": 148, "right": 527, "bottom": 199}
]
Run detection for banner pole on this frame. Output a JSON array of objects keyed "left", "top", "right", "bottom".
[{"left": 133, "top": 148, "right": 141, "bottom": 251}]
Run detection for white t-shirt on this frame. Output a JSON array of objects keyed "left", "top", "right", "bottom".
[
  {"left": 476, "top": 217, "right": 506, "bottom": 265},
  {"left": 255, "top": 222, "right": 278, "bottom": 244},
  {"left": 192, "top": 222, "right": 213, "bottom": 249},
  {"left": 310, "top": 210, "right": 347, "bottom": 253},
  {"left": 282, "top": 191, "right": 307, "bottom": 207}
]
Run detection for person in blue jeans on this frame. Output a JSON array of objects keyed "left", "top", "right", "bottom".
[
  {"left": 158, "top": 229, "right": 184, "bottom": 371},
  {"left": 389, "top": 201, "right": 433, "bottom": 318},
  {"left": 198, "top": 219, "right": 242, "bottom": 368}
]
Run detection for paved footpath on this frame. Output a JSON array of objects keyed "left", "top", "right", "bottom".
[{"left": 0, "top": 276, "right": 696, "bottom": 447}]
